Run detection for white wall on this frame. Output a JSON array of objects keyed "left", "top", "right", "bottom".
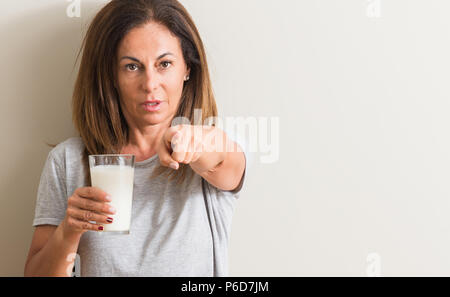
[{"left": 2, "top": 0, "right": 450, "bottom": 276}]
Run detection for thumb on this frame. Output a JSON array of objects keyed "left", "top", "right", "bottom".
[{"left": 156, "top": 136, "right": 179, "bottom": 170}]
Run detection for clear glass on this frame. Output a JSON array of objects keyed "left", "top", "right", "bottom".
[{"left": 88, "top": 154, "right": 135, "bottom": 234}]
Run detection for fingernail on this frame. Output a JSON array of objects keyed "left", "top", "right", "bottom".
[
  {"left": 98, "top": 226, "right": 104, "bottom": 231},
  {"left": 106, "top": 217, "right": 113, "bottom": 223},
  {"left": 170, "top": 162, "right": 179, "bottom": 170},
  {"left": 105, "top": 195, "right": 112, "bottom": 202}
]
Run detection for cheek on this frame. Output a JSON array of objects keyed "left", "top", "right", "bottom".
[
  {"left": 118, "top": 76, "right": 136, "bottom": 94},
  {"left": 116, "top": 77, "right": 138, "bottom": 110},
  {"left": 117, "top": 78, "right": 141, "bottom": 105},
  {"left": 166, "top": 75, "right": 185, "bottom": 104}
]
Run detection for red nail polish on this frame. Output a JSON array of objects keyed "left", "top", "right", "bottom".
[
  {"left": 106, "top": 217, "right": 113, "bottom": 223},
  {"left": 98, "top": 226, "right": 104, "bottom": 231}
]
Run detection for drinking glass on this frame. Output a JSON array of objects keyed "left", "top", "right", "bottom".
[{"left": 88, "top": 154, "right": 135, "bottom": 234}]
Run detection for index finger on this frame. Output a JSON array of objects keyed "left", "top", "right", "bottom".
[{"left": 75, "top": 187, "right": 112, "bottom": 202}]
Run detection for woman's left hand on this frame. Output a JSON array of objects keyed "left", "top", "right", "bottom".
[{"left": 156, "top": 125, "right": 229, "bottom": 173}]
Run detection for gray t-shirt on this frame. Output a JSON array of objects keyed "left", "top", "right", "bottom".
[{"left": 32, "top": 137, "right": 246, "bottom": 277}]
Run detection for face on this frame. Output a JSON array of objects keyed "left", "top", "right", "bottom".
[{"left": 116, "top": 22, "right": 190, "bottom": 128}]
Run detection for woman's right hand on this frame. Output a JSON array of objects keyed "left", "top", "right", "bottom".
[{"left": 62, "top": 187, "right": 116, "bottom": 237}]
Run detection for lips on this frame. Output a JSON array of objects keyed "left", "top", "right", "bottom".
[
  {"left": 143, "top": 100, "right": 162, "bottom": 105},
  {"left": 142, "top": 100, "right": 163, "bottom": 112}
]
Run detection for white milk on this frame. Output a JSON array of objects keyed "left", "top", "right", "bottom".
[{"left": 90, "top": 165, "right": 134, "bottom": 233}]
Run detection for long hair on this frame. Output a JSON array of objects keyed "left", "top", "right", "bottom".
[{"left": 50, "top": 0, "right": 218, "bottom": 185}]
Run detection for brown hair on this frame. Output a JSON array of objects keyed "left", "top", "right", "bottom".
[{"left": 50, "top": 0, "right": 218, "bottom": 185}]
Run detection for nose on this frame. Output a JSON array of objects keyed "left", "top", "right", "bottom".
[{"left": 142, "top": 68, "right": 159, "bottom": 93}]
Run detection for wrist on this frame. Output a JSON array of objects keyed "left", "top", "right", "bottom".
[
  {"left": 60, "top": 218, "right": 83, "bottom": 243},
  {"left": 191, "top": 151, "right": 227, "bottom": 174}
]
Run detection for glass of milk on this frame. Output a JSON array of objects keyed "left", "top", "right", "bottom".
[{"left": 88, "top": 154, "right": 135, "bottom": 234}]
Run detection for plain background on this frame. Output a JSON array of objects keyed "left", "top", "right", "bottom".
[{"left": 1, "top": 0, "right": 450, "bottom": 276}]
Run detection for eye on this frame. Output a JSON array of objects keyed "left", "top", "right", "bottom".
[
  {"left": 125, "top": 64, "right": 139, "bottom": 71},
  {"left": 160, "top": 61, "right": 172, "bottom": 69}
]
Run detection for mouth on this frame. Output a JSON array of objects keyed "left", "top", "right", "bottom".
[{"left": 142, "top": 100, "right": 163, "bottom": 112}]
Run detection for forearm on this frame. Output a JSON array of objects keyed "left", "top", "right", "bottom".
[
  {"left": 24, "top": 222, "right": 82, "bottom": 277},
  {"left": 182, "top": 127, "right": 245, "bottom": 191},
  {"left": 207, "top": 151, "right": 245, "bottom": 191},
  {"left": 190, "top": 151, "right": 227, "bottom": 175},
  {"left": 191, "top": 149, "right": 246, "bottom": 191},
  {"left": 189, "top": 129, "right": 237, "bottom": 174}
]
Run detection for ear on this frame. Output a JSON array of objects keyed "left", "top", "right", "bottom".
[{"left": 184, "top": 67, "right": 191, "bottom": 81}]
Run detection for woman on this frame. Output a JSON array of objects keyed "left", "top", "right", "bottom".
[{"left": 24, "top": 0, "right": 246, "bottom": 277}]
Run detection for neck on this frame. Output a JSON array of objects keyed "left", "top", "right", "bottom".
[{"left": 121, "top": 121, "right": 170, "bottom": 162}]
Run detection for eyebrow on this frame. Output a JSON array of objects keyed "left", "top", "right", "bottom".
[{"left": 120, "top": 52, "right": 174, "bottom": 63}]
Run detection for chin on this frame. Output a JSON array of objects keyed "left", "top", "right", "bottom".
[{"left": 144, "top": 113, "right": 170, "bottom": 125}]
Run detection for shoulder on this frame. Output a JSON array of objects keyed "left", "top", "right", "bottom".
[
  {"left": 47, "top": 137, "right": 86, "bottom": 168},
  {"left": 49, "top": 136, "right": 85, "bottom": 157}
]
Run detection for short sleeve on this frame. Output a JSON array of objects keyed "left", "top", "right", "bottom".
[
  {"left": 201, "top": 177, "right": 237, "bottom": 276},
  {"left": 32, "top": 149, "right": 68, "bottom": 227}
]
